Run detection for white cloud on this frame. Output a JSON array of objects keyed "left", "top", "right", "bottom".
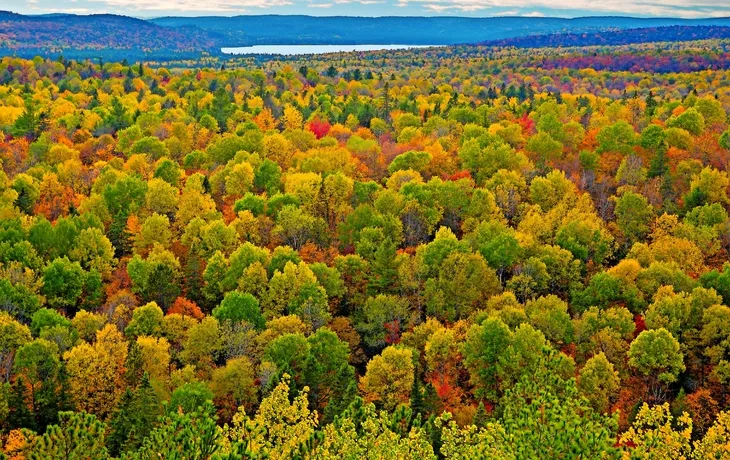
[
  {"left": 87, "top": 0, "right": 293, "bottom": 12},
  {"left": 398, "top": 0, "right": 730, "bottom": 18},
  {"left": 13, "top": 0, "right": 730, "bottom": 18}
]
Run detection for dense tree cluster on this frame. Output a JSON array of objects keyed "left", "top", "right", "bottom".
[{"left": 0, "top": 38, "right": 730, "bottom": 458}]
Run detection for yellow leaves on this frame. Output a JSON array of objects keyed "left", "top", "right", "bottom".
[
  {"left": 63, "top": 324, "right": 128, "bottom": 420},
  {"left": 649, "top": 236, "right": 705, "bottom": 275},
  {"left": 220, "top": 374, "right": 317, "bottom": 460},
  {"left": 263, "top": 132, "right": 295, "bottom": 169},
  {"left": 360, "top": 346, "right": 415, "bottom": 411},
  {"left": 145, "top": 178, "right": 179, "bottom": 216},
  {"left": 125, "top": 153, "right": 151, "bottom": 177},
  {"left": 693, "top": 411, "right": 730, "bottom": 459},
  {"left": 197, "top": 92, "right": 214, "bottom": 111},
  {"left": 386, "top": 169, "right": 424, "bottom": 191},
  {"left": 281, "top": 105, "right": 304, "bottom": 131},
  {"left": 49, "top": 98, "right": 76, "bottom": 119},
  {"left": 607, "top": 259, "right": 642, "bottom": 284},
  {"left": 2, "top": 429, "right": 29, "bottom": 460},
  {"left": 80, "top": 110, "right": 102, "bottom": 131},
  {"left": 176, "top": 186, "right": 218, "bottom": 230},
  {"left": 284, "top": 171, "right": 321, "bottom": 212},
  {"left": 0, "top": 105, "right": 23, "bottom": 126},
  {"left": 295, "top": 146, "right": 355, "bottom": 176},
  {"left": 47, "top": 144, "right": 80, "bottom": 165},
  {"left": 620, "top": 403, "right": 692, "bottom": 460},
  {"left": 224, "top": 162, "right": 255, "bottom": 198},
  {"left": 136, "top": 335, "right": 171, "bottom": 382}
]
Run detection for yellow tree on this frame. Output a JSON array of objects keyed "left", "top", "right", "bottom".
[
  {"left": 693, "top": 411, "right": 730, "bottom": 459},
  {"left": 281, "top": 105, "right": 304, "bottom": 131},
  {"left": 63, "top": 324, "right": 128, "bottom": 419},
  {"left": 136, "top": 335, "right": 171, "bottom": 383},
  {"left": 360, "top": 346, "right": 414, "bottom": 411},
  {"left": 219, "top": 374, "right": 317, "bottom": 459},
  {"left": 620, "top": 403, "right": 692, "bottom": 459}
]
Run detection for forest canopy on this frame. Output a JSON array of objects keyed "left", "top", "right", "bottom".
[{"left": 0, "top": 37, "right": 729, "bottom": 458}]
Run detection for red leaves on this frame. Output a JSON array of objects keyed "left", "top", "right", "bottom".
[
  {"left": 307, "top": 118, "right": 331, "bottom": 139},
  {"left": 633, "top": 315, "right": 646, "bottom": 337},
  {"left": 383, "top": 319, "right": 401, "bottom": 345},
  {"left": 518, "top": 112, "right": 535, "bottom": 135}
]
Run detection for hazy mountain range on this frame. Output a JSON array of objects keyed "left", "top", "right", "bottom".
[{"left": 2, "top": 11, "right": 730, "bottom": 59}]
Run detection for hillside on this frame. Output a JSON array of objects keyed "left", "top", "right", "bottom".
[
  {"left": 2, "top": 12, "right": 730, "bottom": 60},
  {"left": 1, "top": 37, "right": 730, "bottom": 458},
  {"left": 480, "top": 25, "right": 730, "bottom": 48},
  {"left": 0, "top": 11, "right": 223, "bottom": 59},
  {"left": 151, "top": 15, "right": 730, "bottom": 46}
]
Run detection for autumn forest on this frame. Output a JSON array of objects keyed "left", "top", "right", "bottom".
[{"left": 0, "top": 36, "right": 730, "bottom": 459}]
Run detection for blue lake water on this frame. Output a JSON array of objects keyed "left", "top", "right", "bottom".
[{"left": 221, "top": 44, "right": 439, "bottom": 55}]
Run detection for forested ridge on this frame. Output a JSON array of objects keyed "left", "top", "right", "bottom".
[{"left": 0, "top": 39, "right": 729, "bottom": 458}]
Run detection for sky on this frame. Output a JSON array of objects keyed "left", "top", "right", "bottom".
[{"left": 5, "top": 0, "right": 730, "bottom": 19}]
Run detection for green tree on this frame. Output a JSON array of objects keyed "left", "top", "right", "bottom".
[
  {"left": 107, "top": 373, "right": 162, "bottom": 456},
  {"left": 500, "top": 367, "right": 620, "bottom": 459},
  {"left": 133, "top": 401, "right": 220, "bottom": 460},
  {"left": 577, "top": 352, "right": 620, "bottom": 413},
  {"left": 463, "top": 317, "right": 512, "bottom": 400},
  {"left": 41, "top": 257, "right": 85, "bottom": 311},
  {"left": 212, "top": 291, "right": 265, "bottom": 330},
  {"left": 27, "top": 411, "right": 108, "bottom": 460},
  {"left": 628, "top": 328, "right": 685, "bottom": 400},
  {"left": 614, "top": 191, "right": 654, "bottom": 247}
]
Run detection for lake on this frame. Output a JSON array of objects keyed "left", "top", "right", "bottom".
[{"left": 221, "top": 44, "right": 439, "bottom": 55}]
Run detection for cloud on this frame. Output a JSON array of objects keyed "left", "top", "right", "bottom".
[
  {"left": 85, "top": 0, "right": 294, "bottom": 12},
  {"left": 398, "top": 0, "right": 730, "bottom": 18},
  {"left": 9, "top": 0, "right": 730, "bottom": 18}
]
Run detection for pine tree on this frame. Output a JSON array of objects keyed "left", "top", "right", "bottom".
[
  {"left": 381, "top": 81, "right": 392, "bottom": 122},
  {"left": 124, "top": 341, "right": 144, "bottom": 387},
  {"left": 125, "top": 373, "right": 162, "bottom": 451},
  {"left": 8, "top": 376, "right": 34, "bottom": 431},
  {"left": 368, "top": 239, "right": 399, "bottom": 295},
  {"left": 323, "top": 367, "right": 358, "bottom": 423},
  {"left": 648, "top": 146, "right": 669, "bottom": 179},
  {"left": 12, "top": 97, "right": 46, "bottom": 141},
  {"left": 107, "top": 388, "right": 134, "bottom": 457},
  {"left": 29, "top": 411, "right": 108, "bottom": 459},
  {"left": 645, "top": 90, "right": 658, "bottom": 117},
  {"left": 107, "top": 373, "right": 162, "bottom": 456},
  {"left": 473, "top": 401, "right": 488, "bottom": 428},
  {"left": 410, "top": 372, "right": 425, "bottom": 417}
]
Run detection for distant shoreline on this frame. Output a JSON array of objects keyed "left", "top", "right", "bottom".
[{"left": 222, "top": 44, "right": 441, "bottom": 56}]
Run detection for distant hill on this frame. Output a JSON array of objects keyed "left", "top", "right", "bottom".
[
  {"left": 0, "top": 11, "right": 223, "bottom": 59},
  {"left": 150, "top": 15, "right": 730, "bottom": 47},
  {"left": 2, "top": 12, "right": 730, "bottom": 60},
  {"left": 479, "top": 25, "right": 730, "bottom": 48}
]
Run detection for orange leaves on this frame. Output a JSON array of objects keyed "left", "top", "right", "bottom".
[
  {"left": 33, "top": 173, "right": 78, "bottom": 221},
  {"left": 167, "top": 296, "right": 204, "bottom": 319},
  {"left": 254, "top": 108, "right": 276, "bottom": 131}
]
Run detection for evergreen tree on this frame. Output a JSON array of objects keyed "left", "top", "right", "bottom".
[
  {"left": 108, "top": 373, "right": 162, "bottom": 456},
  {"left": 368, "top": 239, "right": 399, "bottom": 295},
  {"left": 473, "top": 401, "right": 488, "bottom": 428},
  {"left": 645, "top": 90, "right": 658, "bottom": 117},
  {"left": 12, "top": 97, "right": 47, "bottom": 141}
]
